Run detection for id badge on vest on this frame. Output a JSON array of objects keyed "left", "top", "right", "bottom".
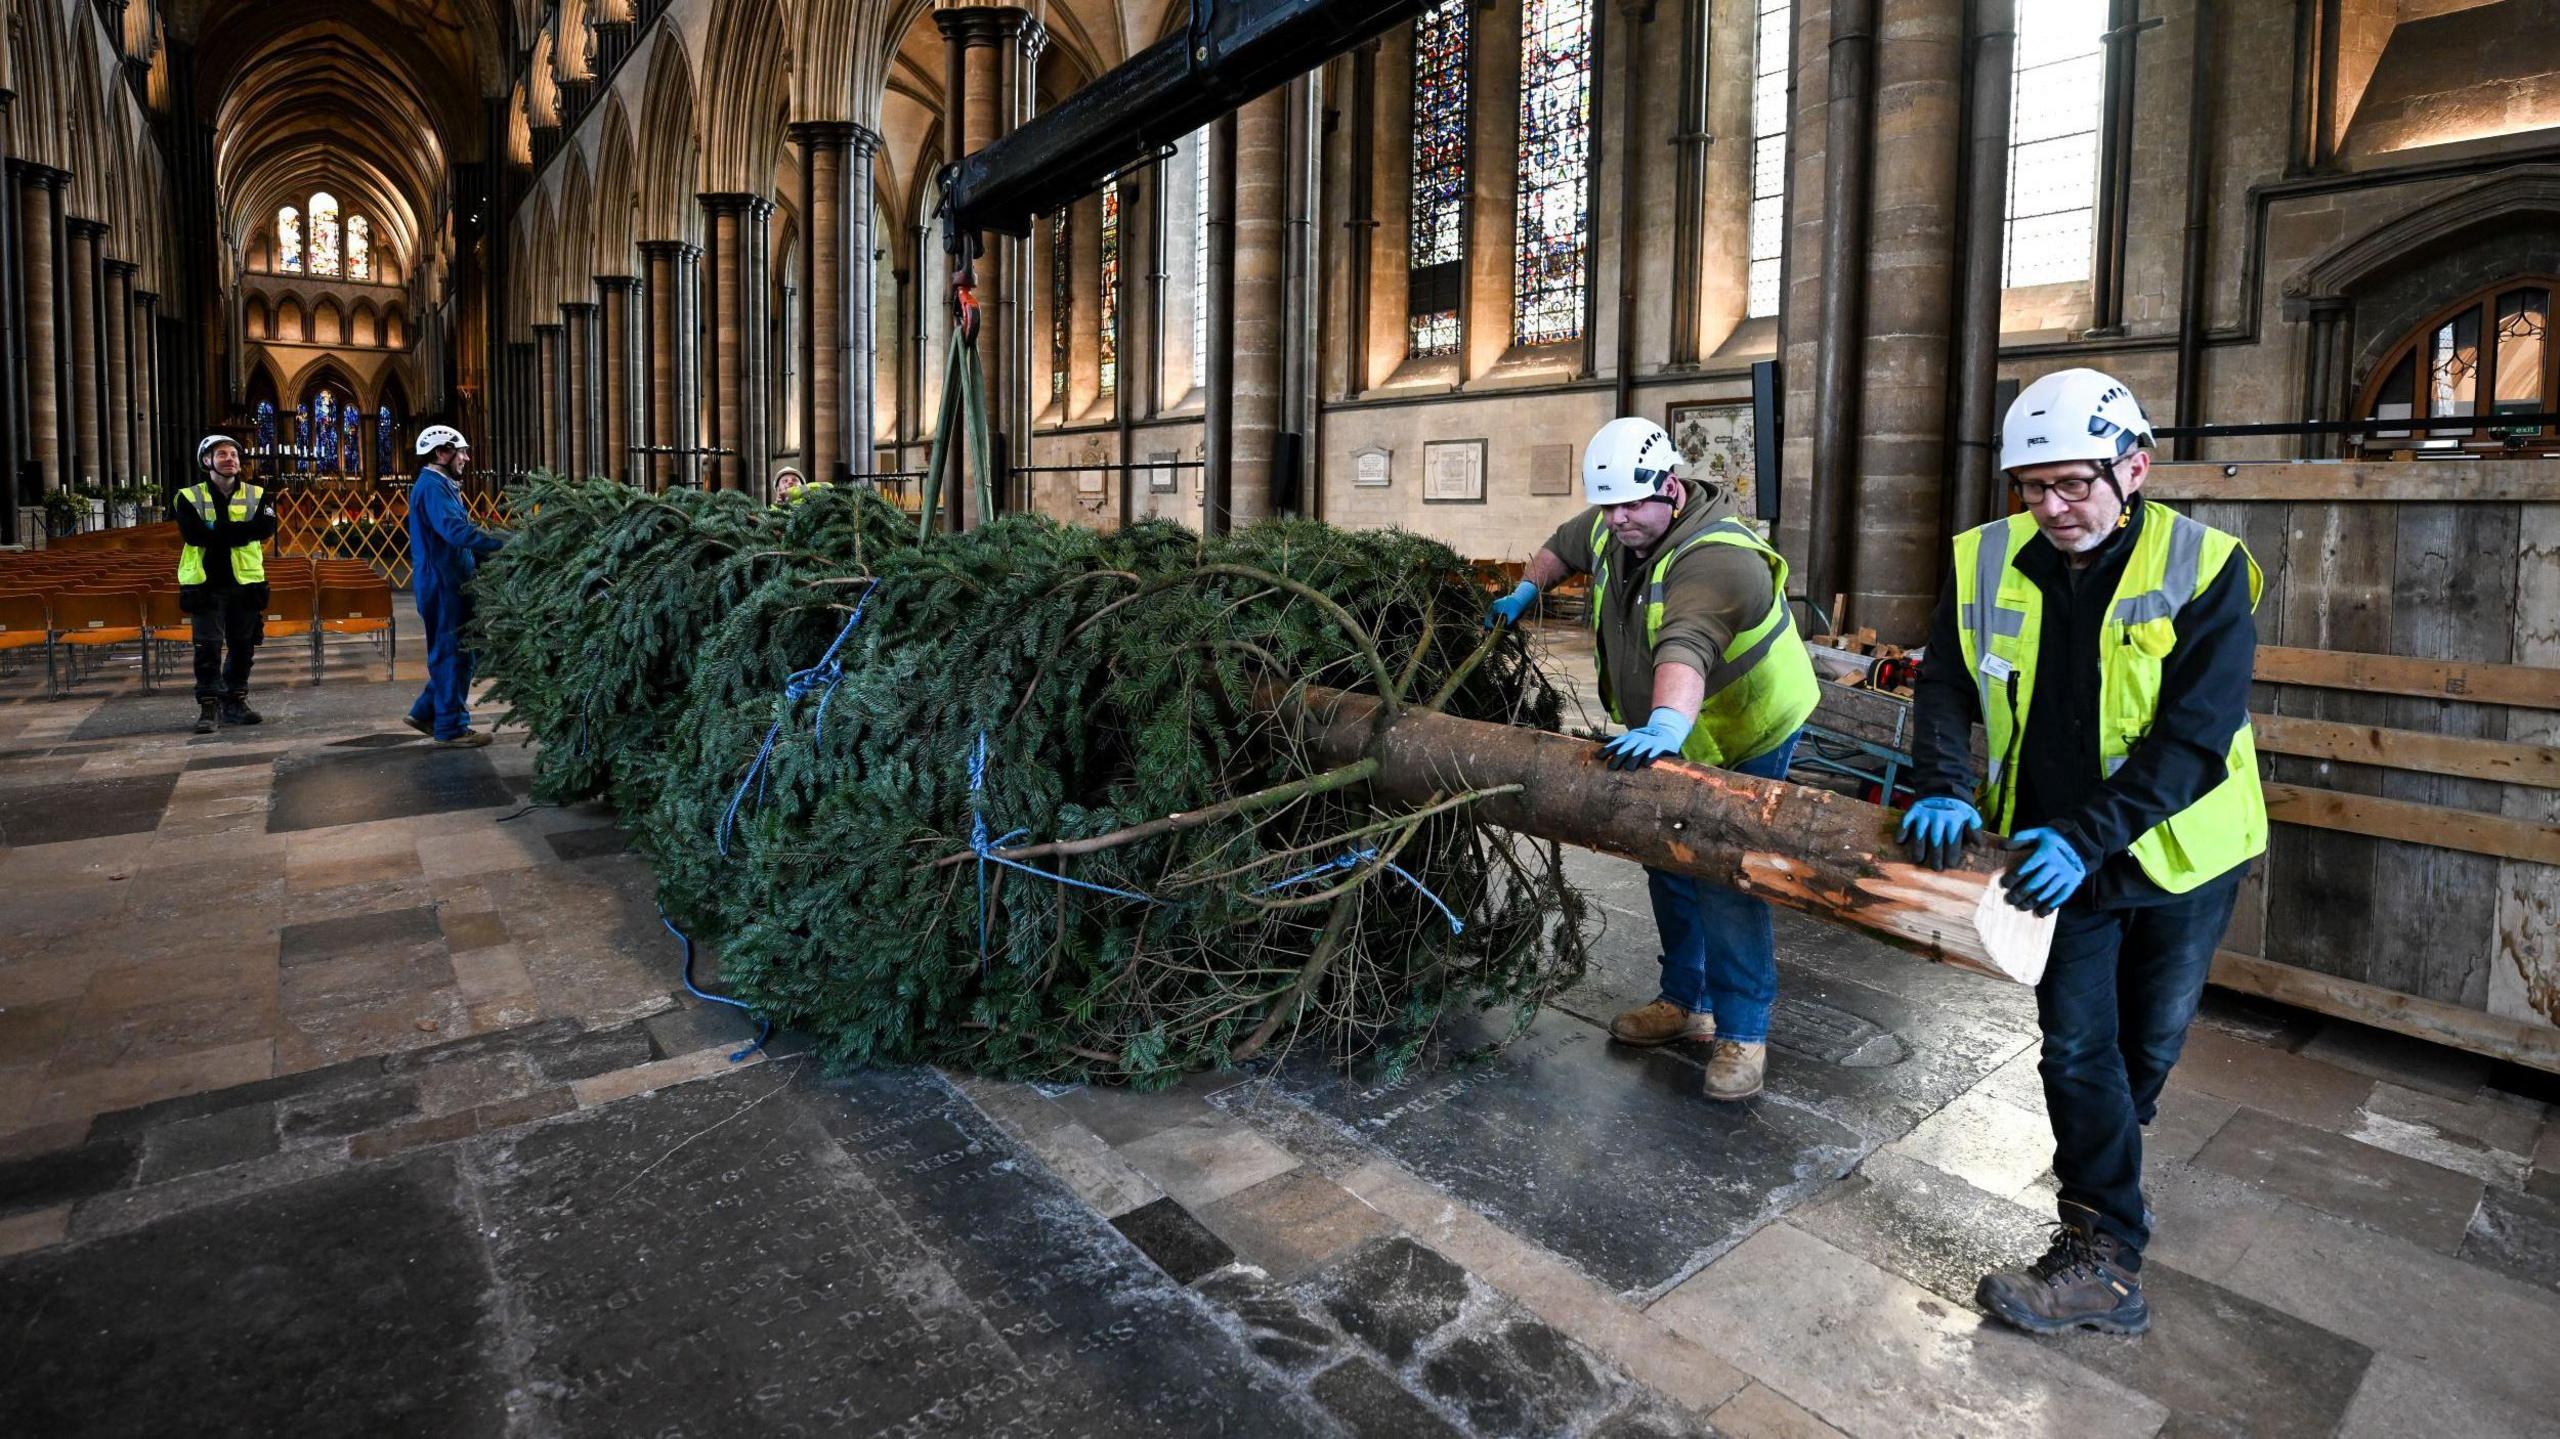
[{"left": 1979, "top": 654, "right": 2016, "bottom": 684}]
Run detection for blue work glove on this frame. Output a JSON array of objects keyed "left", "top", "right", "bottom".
[
  {"left": 2002, "top": 827, "right": 2088, "bottom": 916},
  {"left": 1484, "top": 580, "right": 1541, "bottom": 629},
  {"left": 1601, "top": 707, "right": 1695, "bottom": 771},
  {"left": 1896, "top": 796, "right": 1982, "bottom": 872}
]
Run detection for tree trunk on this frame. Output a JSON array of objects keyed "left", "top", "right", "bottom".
[{"left": 1279, "top": 685, "right": 2050, "bottom": 984}]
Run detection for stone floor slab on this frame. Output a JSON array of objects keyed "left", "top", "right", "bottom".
[
  {"left": 0, "top": 1155, "right": 503, "bottom": 1437},
  {"left": 1112, "top": 1194, "right": 1238, "bottom": 1282},
  {"left": 1882, "top": 1087, "right": 2053, "bottom": 1199},
  {"left": 0, "top": 771, "right": 177, "bottom": 847},
  {"left": 2218, "top": 1199, "right": 2560, "bottom": 1415},
  {"left": 265, "top": 745, "right": 513, "bottom": 833},
  {"left": 1196, "top": 1167, "right": 1395, "bottom": 1284},
  {"left": 1650, "top": 1223, "right": 2167, "bottom": 1439},
  {"left": 1117, "top": 1113, "right": 1305, "bottom": 1208},
  {"left": 1278, "top": 1010, "right": 1866, "bottom": 1300},
  {"left": 277, "top": 904, "right": 446, "bottom": 966},
  {"left": 2348, "top": 1081, "right": 2545, "bottom": 1189},
  {"left": 471, "top": 1062, "right": 1330, "bottom": 1436},
  {"left": 2335, "top": 1352, "right": 2560, "bottom": 1439},
  {"left": 2461, "top": 1185, "right": 2560, "bottom": 1292},
  {"left": 2194, "top": 1107, "right": 2485, "bottom": 1252},
  {"left": 2170, "top": 1026, "right": 2376, "bottom": 1132}
]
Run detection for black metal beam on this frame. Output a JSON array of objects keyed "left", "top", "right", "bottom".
[{"left": 947, "top": 0, "right": 1428, "bottom": 238}]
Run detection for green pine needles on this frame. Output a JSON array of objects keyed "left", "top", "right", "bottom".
[{"left": 474, "top": 477, "right": 1591, "bottom": 1087}]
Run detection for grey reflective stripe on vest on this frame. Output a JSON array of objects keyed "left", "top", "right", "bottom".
[
  {"left": 2111, "top": 510, "right": 2208, "bottom": 625},
  {"left": 1965, "top": 520, "right": 2019, "bottom": 712}
]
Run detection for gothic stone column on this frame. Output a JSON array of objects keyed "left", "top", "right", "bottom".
[
  {"left": 103, "top": 259, "right": 135, "bottom": 492},
  {"left": 598, "top": 275, "right": 637, "bottom": 484},
  {"left": 563, "top": 299, "right": 598, "bottom": 477},
  {"left": 1850, "top": 0, "right": 1966, "bottom": 641},
  {"left": 16, "top": 166, "right": 64, "bottom": 494},
  {"left": 535, "top": 323, "right": 564, "bottom": 475},
  {"left": 65, "top": 218, "right": 105, "bottom": 490},
  {"left": 1229, "top": 90, "right": 1287, "bottom": 527},
  {"left": 639, "top": 240, "right": 699, "bottom": 490},
  {"left": 698, "top": 194, "right": 773, "bottom": 492}
]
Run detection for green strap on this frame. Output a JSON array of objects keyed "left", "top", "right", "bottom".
[{"left": 917, "top": 311, "right": 1000, "bottom": 538}]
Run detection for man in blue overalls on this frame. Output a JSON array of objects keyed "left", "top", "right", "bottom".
[{"left": 403, "top": 425, "right": 506, "bottom": 747}]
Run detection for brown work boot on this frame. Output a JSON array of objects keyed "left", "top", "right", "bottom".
[
  {"left": 1977, "top": 1212, "right": 2150, "bottom": 1336},
  {"left": 432, "top": 729, "right": 496, "bottom": 749},
  {"left": 1700, "top": 1040, "right": 1767, "bottom": 1101},
  {"left": 1609, "top": 1000, "right": 1714, "bottom": 1047}
]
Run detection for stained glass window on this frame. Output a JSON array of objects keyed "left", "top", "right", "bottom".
[
  {"left": 309, "top": 192, "right": 342, "bottom": 278},
  {"left": 2003, "top": 0, "right": 2105, "bottom": 287},
  {"left": 1099, "top": 180, "right": 1121, "bottom": 395},
  {"left": 278, "top": 207, "right": 302, "bottom": 273},
  {"left": 1746, "top": 0, "right": 1791, "bottom": 318},
  {"left": 1051, "top": 207, "right": 1071, "bottom": 401},
  {"left": 255, "top": 401, "right": 277, "bottom": 451},
  {"left": 348, "top": 216, "right": 372, "bottom": 282},
  {"left": 377, "top": 406, "right": 397, "bottom": 479},
  {"left": 1514, "top": 0, "right": 1594, "bottom": 346},
  {"left": 1407, "top": 0, "right": 1470, "bottom": 357},
  {"left": 312, "top": 390, "right": 339, "bottom": 468},
  {"left": 339, "top": 401, "right": 360, "bottom": 474}
]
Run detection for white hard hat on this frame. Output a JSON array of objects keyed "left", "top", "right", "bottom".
[
  {"left": 1582, "top": 417, "right": 1681, "bottom": 506},
  {"left": 415, "top": 424, "right": 469, "bottom": 457},
  {"left": 1998, "top": 368, "right": 2154, "bottom": 474},
  {"left": 196, "top": 434, "right": 240, "bottom": 467}
]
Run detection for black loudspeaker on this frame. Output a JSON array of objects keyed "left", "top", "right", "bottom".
[
  {"left": 1272, "top": 431, "right": 1304, "bottom": 515},
  {"left": 1750, "top": 359, "right": 1782, "bottom": 524}
]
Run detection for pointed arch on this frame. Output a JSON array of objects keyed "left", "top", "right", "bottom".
[
  {"left": 560, "top": 151, "right": 596, "bottom": 305},
  {"left": 636, "top": 32, "right": 703, "bottom": 244},
  {"left": 591, "top": 96, "right": 641, "bottom": 279},
  {"left": 701, "top": 0, "right": 790, "bottom": 196}
]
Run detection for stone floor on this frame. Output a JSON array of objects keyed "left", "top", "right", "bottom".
[{"left": 3, "top": 634, "right": 2559, "bottom": 1437}]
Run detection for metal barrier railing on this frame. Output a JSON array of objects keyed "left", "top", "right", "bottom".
[{"left": 266, "top": 478, "right": 511, "bottom": 588}]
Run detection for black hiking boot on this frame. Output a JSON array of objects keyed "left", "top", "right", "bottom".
[
  {"left": 193, "top": 700, "right": 221, "bottom": 735},
  {"left": 221, "top": 695, "right": 263, "bottom": 726},
  {"left": 1977, "top": 1211, "right": 2149, "bottom": 1336}
]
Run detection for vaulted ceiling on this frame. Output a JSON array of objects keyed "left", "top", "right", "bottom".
[{"left": 180, "top": 0, "right": 509, "bottom": 278}]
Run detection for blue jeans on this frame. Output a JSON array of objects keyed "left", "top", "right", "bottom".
[
  {"left": 407, "top": 592, "right": 477, "bottom": 741},
  {"left": 2036, "top": 876, "right": 2240, "bottom": 1261},
  {"left": 1644, "top": 728, "right": 1802, "bottom": 1044}
]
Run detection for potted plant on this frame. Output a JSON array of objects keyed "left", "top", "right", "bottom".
[{"left": 40, "top": 489, "right": 85, "bottom": 540}]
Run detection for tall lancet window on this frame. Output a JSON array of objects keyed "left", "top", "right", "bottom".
[
  {"left": 309, "top": 192, "right": 342, "bottom": 278},
  {"left": 278, "top": 207, "right": 303, "bottom": 272},
  {"left": 1407, "top": 0, "right": 1471, "bottom": 357},
  {"left": 348, "top": 216, "right": 373, "bottom": 282},
  {"left": 1514, "top": 0, "right": 1594, "bottom": 345}
]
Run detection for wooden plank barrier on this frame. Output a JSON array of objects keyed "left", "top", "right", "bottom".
[
  {"left": 2253, "top": 644, "right": 2560, "bottom": 710},
  {"left": 2248, "top": 712, "right": 2560, "bottom": 789},
  {"left": 2147, "top": 461, "right": 2560, "bottom": 505}
]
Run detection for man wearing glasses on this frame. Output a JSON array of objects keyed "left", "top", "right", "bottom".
[{"left": 1898, "top": 369, "right": 2264, "bottom": 1337}]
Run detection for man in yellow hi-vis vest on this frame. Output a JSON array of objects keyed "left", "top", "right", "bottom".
[
  {"left": 1487, "top": 417, "right": 1819, "bottom": 1102},
  {"left": 1902, "top": 370, "right": 2262, "bottom": 1338},
  {"left": 174, "top": 434, "right": 278, "bottom": 734}
]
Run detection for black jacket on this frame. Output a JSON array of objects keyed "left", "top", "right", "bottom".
[
  {"left": 1910, "top": 498, "right": 2256, "bottom": 908},
  {"left": 173, "top": 480, "right": 279, "bottom": 592}
]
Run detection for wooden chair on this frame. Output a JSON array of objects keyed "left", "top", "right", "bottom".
[
  {"left": 144, "top": 588, "right": 191, "bottom": 693},
  {"left": 49, "top": 589, "right": 150, "bottom": 696},
  {"left": 261, "top": 585, "right": 319, "bottom": 676},
  {"left": 0, "top": 591, "right": 56, "bottom": 693},
  {"left": 316, "top": 579, "right": 397, "bottom": 680}
]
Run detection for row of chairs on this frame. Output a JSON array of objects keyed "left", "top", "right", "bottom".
[{"left": 0, "top": 546, "right": 397, "bottom": 699}]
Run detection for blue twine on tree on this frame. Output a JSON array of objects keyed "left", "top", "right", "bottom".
[
  {"left": 715, "top": 589, "right": 876, "bottom": 857},
  {"left": 658, "top": 910, "right": 770, "bottom": 1062},
  {"left": 1261, "top": 845, "right": 1467, "bottom": 935},
  {"left": 968, "top": 731, "right": 1160, "bottom": 962}
]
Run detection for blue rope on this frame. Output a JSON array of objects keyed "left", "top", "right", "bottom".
[
  {"left": 1261, "top": 845, "right": 1467, "bottom": 935},
  {"left": 658, "top": 911, "right": 770, "bottom": 1062},
  {"left": 716, "top": 591, "right": 875, "bottom": 857},
  {"left": 967, "top": 731, "right": 1159, "bottom": 961}
]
